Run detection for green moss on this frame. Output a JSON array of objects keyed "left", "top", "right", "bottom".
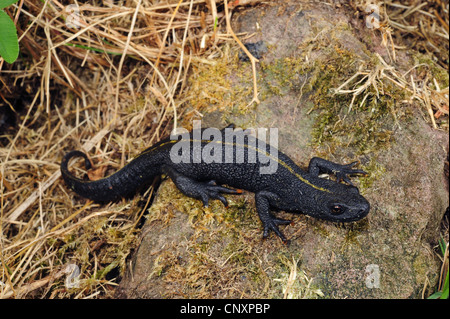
[
  {"left": 413, "top": 52, "right": 449, "bottom": 89},
  {"left": 259, "top": 57, "right": 305, "bottom": 96},
  {"left": 186, "top": 44, "right": 255, "bottom": 120},
  {"left": 253, "top": 34, "right": 407, "bottom": 160},
  {"left": 308, "top": 55, "right": 402, "bottom": 156},
  {"left": 413, "top": 251, "right": 438, "bottom": 296},
  {"left": 359, "top": 158, "right": 386, "bottom": 192},
  {"left": 312, "top": 222, "right": 331, "bottom": 238}
]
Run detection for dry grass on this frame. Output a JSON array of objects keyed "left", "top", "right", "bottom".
[
  {"left": 0, "top": 0, "right": 263, "bottom": 298},
  {"left": 333, "top": 51, "right": 448, "bottom": 128},
  {"left": 348, "top": 0, "right": 448, "bottom": 128}
]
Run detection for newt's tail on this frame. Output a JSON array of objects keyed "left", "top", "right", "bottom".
[{"left": 60, "top": 150, "right": 159, "bottom": 202}]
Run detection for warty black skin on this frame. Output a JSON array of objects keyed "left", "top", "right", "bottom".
[{"left": 61, "top": 127, "right": 370, "bottom": 242}]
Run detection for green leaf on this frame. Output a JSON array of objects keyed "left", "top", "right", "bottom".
[
  {"left": 427, "top": 268, "right": 449, "bottom": 299},
  {"left": 438, "top": 237, "right": 447, "bottom": 256},
  {"left": 0, "top": 9, "right": 19, "bottom": 64},
  {"left": 0, "top": 0, "right": 19, "bottom": 10},
  {"left": 441, "top": 269, "right": 449, "bottom": 299},
  {"left": 213, "top": 17, "right": 218, "bottom": 31},
  {"left": 427, "top": 291, "right": 442, "bottom": 299}
]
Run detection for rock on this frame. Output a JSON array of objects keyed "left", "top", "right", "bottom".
[{"left": 116, "top": 2, "right": 448, "bottom": 298}]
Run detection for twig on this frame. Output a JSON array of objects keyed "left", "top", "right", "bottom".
[{"left": 223, "top": 0, "right": 260, "bottom": 106}]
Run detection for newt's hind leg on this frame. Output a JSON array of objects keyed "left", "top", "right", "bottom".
[{"left": 163, "top": 165, "right": 242, "bottom": 207}]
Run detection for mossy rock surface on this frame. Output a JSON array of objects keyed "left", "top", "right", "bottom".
[{"left": 116, "top": 2, "right": 448, "bottom": 298}]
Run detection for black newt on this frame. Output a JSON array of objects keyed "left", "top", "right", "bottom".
[{"left": 61, "top": 126, "right": 370, "bottom": 242}]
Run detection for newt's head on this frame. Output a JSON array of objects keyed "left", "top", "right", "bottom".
[{"left": 310, "top": 182, "right": 370, "bottom": 222}]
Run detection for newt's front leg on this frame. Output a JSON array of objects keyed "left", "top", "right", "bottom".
[
  {"left": 255, "top": 191, "right": 291, "bottom": 243},
  {"left": 307, "top": 157, "right": 366, "bottom": 185}
]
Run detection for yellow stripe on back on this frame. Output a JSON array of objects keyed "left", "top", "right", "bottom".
[{"left": 140, "top": 137, "right": 330, "bottom": 193}]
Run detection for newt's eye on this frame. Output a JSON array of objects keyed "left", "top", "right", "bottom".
[{"left": 330, "top": 204, "right": 344, "bottom": 215}]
